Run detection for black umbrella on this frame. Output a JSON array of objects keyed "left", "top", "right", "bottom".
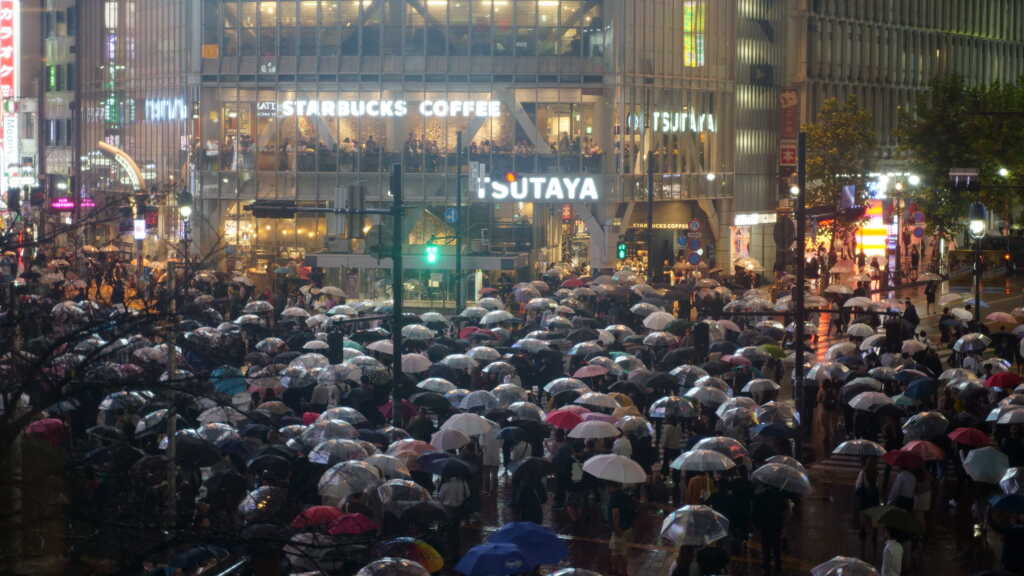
[
  {"left": 485, "top": 408, "right": 513, "bottom": 425},
  {"left": 204, "top": 471, "right": 247, "bottom": 499},
  {"left": 349, "top": 329, "right": 390, "bottom": 344},
  {"left": 710, "top": 341, "right": 738, "bottom": 354},
  {"left": 701, "top": 361, "right": 731, "bottom": 375},
  {"left": 409, "top": 392, "right": 451, "bottom": 413},
  {"left": 567, "top": 328, "right": 599, "bottom": 343},
  {"left": 646, "top": 372, "right": 676, "bottom": 393},
  {"left": 425, "top": 363, "right": 460, "bottom": 383},
  {"left": 357, "top": 428, "right": 390, "bottom": 445},
  {"left": 510, "top": 456, "right": 551, "bottom": 483},
  {"left": 86, "top": 425, "right": 126, "bottom": 443},
  {"left": 273, "top": 350, "right": 303, "bottom": 364},
  {"left": 401, "top": 501, "right": 449, "bottom": 527},
  {"left": 609, "top": 381, "right": 642, "bottom": 396},
  {"left": 176, "top": 434, "right": 222, "bottom": 467},
  {"left": 659, "top": 348, "right": 694, "bottom": 370},
  {"left": 551, "top": 389, "right": 582, "bottom": 408},
  {"left": 426, "top": 343, "right": 452, "bottom": 363}
]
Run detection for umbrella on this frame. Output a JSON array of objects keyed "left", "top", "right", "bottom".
[
  {"left": 1001, "top": 467, "right": 1024, "bottom": 495},
  {"left": 964, "top": 446, "right": 1010, "bottom": 484},
  {"left": 810, "top": 556, "right": 878, "bottom": 576},
  {"left": 693, "top": 436, "right": 748, "bottom": 461},
  {"left": 833, "top": 439, "right": 886, "bottom": 457},
  {"left": 365, "top": 454, "right": 412, "bottom": 479},
  {"left": 671, "top": 449, "right": 736, "bottom": 472},
  {"left": 481, "top": 310, "right": 515, "bottom": 325},
  {"left": 582, "top": 454, "right": 646, "bottom": 484},
  {"left": 373, "top": 539, "right": 444, "bottom": 573},
  {"left": 308, "top": 439, "right": 368, "bottom": 465},
  {"left": 684, "top": 386, "right": 729, "bottom": 408},
  {"left": 660, "top": 505, "right": 730, "bottom": 546},
  {"left": 953, "top": 333, "right": 990, "bottom": 353},
  {"left": 568, "top": 420, "right": 620, "bottom": 439},
  {"left": 575, "top": 392, "right": 619, "bottom": 411},
  {"left": 327, "top": 512, "right": 378, "bottom": 536},
  {"left": 461, "top": 390, "right": 500, "bottom": 412},
  {"left": 430, "top": 429, "right": 471, "bottom": 451},
  {"left": 948, "top": 427, "right": 989, "bottom": 448},
  {"left": 902, "top": 440, "right": 944, "bottom": 461},
  {"left": 752, "top": 463, "right": 812, "bottom": 496},
  {"left": 901, "top": 411, "right": 949, "bottom": 440},
  {"left": 403, "top": 353, "right": 432, "bottom": 374},
  {"left": 417, "top": 378, "right": 457, "bottom": 394},
  {"left": 741, "top": 378, "right": 781, "bottom": 395},
  {"left": 291, "top": 505, "right": 344, "bottom": 530},
  {"left": 648, "top": 396, "right": 697, "bottom": 420},
  {"left": 990, "top": 493, "right": 1024, "bottom": 515},
  {"left": 643, "top": 311, "right": 676, "bottom": 331},
  {"left": 441, "top": 413, "right": 496, "bottom": 437},
  {"left": 882, "top": 450, "right": 924, "bottom": 470},
  {"left": 863, "top": 505, "right": 923, "bottom": 536},
  {"left": 989, "top": 372, "right": 1022, "bottom": 389},
  {"left": 848, "top": 391, "right": 892, "bottom": 412},
  {"left": 546, "top": 409, "right": 584, "bottom": 431},
  {"left": 545, "top": 377, "right": 590, "bottom": 396},
  {"left": 455, "top": 543, "right": 530, "bottom": 576},
  {"left": 357, "top": 558, "right": 431, "bottom": 576},
  {"left": 487, "top": 522, "right": 568, "bottom": 566},
  {"left": 573, "top": 365, "right": 609, "bottom": 379}
]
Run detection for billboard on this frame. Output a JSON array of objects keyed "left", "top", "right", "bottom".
[{"left": 0, "top": 1, "right": 17, "bottom": 193}]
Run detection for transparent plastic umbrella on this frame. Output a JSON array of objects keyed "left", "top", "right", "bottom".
[
  {"left": 440, "top": 354, "right": 478, "bottom": 372},
  {"left": 810, "top": 556, "right": 878, "bottom": 576},
  {"left": 319, "top": 406, "right": 368, "bottom": 426},
  {"left": 365, "top": 454, "right": 412, "bottom": 479},
  {"left": 901, "top": 411, "right": 949, "bottom": 440},
  {"left": 466, "top": 346, "right": 501, "bottom": 363},
  {"left": 319, "top": 460, "right": 384, "bottom": 503},
  {"left": 648, "top": 396, "right": 697, "bottom": 419},
  {"left": 461, "top": 390, "right": 500, "bottom": 412},
  {"left": 752, "top": 463, "right": 812, "bottom": 496},
  {"left": 308, "top": 439, "right": 369, "bottom": 465},
  {"left": 417, "top": 378, "right": 457, "bottom": 394},
  {"left": 693, "top": 436, "right": 748, "bottom": 461},
  {"left": 660, "top": 505, "right": 730, "bottom": 546},
  {"left": 833, "top": 439, "right": 886, "bottom": 457},
  {"left": 441, "top": 413, "right": 496, "bottom": 437},
  {"left": 545, "top": 377, "right": 590, "bottom": 396},
  {"left": 356, "top": 558, "right": 431, "bottom": 576},
  {"left": 508, "top": 401, "right": 545, "bottom": 422},
  {"left": 301, "top": 419, "right": 359, "bottom": 447},
  {"left": 671, "top": 449, "right": 736, "bottom": 472}
]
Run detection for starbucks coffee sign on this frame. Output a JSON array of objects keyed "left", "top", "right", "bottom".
[{"left": 477, "top": 173, "right": 600, "bottom": 203}]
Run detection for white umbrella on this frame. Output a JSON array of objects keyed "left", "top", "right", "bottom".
[
  {"left": 401, "top": 353, "right": 431, "bottom": 374},
  {"left": 417, "top": 378, "right": 456, "bottom": 394},
  {"left": 575, "top": 392, "right": 620, "bottom": 410},
  {"left": 811, "top": 556, "right": 878, "bottom": 576},
  {"left": 568, "top": 420, "right": 621, "bottom": 439},
  {"left": 848, "top": 391, "right": 893, "bottom": 411},
  {"left": 670, "top": 449, "right": 736, "bottom": 472},
  {"left": 963, "top": 446, "right": 1009, "bottom": 484},
  {"left": 440, "top": 413, "right": 496, "bottom": 436},
  {"left": 825, "top": 284, "right": 853, "bottom": 295},
  {"left": 430, "top": 429, "right": 471, "bottom": 451},
  {"left": 481, "top": 310, "right": 515, "bottom": 325},
  {"left": 643, "top": 311, "right": 675, "bottom": 331},
  {"left": 901, "top": 339, "right": 927, "bottom": 355},
  {"left": 833, "top": 439, "right": 886, "bottom": 457},
  {"left": 845, "top": 323, "right": 875, "bottom": 338},
  {"left": 582, "top": 454, "right": 647, "bottom": 484},
  {"left": 860, "top": 334, "right": 886, "bottom": 351},
  {"left": 950, "top": 307, "right": 973, "bottom": 321},
  {"left": 282, "top": 306, "right": 310, "bottom": 318},
  {"left": 843, "top": 297, "right": 874, "bottom": 309},
  {"left": 660, "top": 505, "right": 730, "bottom": 546},
  {"left": 367, "top": 340, "right": 394, "bottom": 355}
]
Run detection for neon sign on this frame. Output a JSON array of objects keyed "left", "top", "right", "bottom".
[
  {"left": 477, "top": 173, "right": 600, "bottom": 203},
  {"left": 49, "top": 197, "right": 97, "bottom": 211},
  {"left": 0, "top": 1, "right": 17, "bottom": 194},
  {"left": 627, "top": 111, "right": 716, "bottom": 134},
  {"left": 278, "top": 99, "right": 501, "bottom": 119},
  {"left": 145, "top": 98, "right": 187, "bottom": 121}
]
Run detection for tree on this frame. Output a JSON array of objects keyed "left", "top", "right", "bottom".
[
  {"left": 803, "top": 98, "right": 878, "bottom": 257},
  {"left": 898, "top": 76, "right": 1024, "bottom": 251}
]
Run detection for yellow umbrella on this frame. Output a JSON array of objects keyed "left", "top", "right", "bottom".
[
  {"left": 608, "top": 392, "right": 635, "bottom": 408},
  {"left": 612, "top": 405, "right": 641, "bottom": 419}
]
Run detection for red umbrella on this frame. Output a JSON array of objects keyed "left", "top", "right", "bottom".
[
  {"left": 327, "top": 512, "right": 379, "bottom": 535},
  {"left": 559, "top": 405, "right": 591, "bottom": 415},
  {"left": 987, "top": 372, "right": 1022, "bottom": 389},
  {"left": 948, "top": 427, "right": 990, "bottom": 447},
  {"left": 574, "top": 365, "right": 609, "bottom": 379},
  {"left": 291, "top": 505, "right": 343, "bottom": 529},
  {"left": 25, "top": 418, "right": 66, "bottom": 448},
  {"left": 545, "top": 409, "right": 583, "bottom": 430},
  {"left": 379, "top": 399, "right": 418, "bottom": 421},
  {"left": 302, "top": 411, "right": 320, "bottom": 425},
  {"left": 902, "top": 440, "right": 944, "bottom": 461},
  {"left": 882, "top": 449, "right": 924, "bottom": 470},
  {"left": 560, "top": 278, "right": 585, "bottom": 289},
  {"left": 460, "top": 326, "right": 497, "bottom": 340}
]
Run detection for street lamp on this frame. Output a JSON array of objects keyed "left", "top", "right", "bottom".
[
  {"left": 998, "top": 167, "right": 1010, "bottom": 178},
  {"left": 907, "top": 174, "right": 921, "bottom": 187},
  {"left": 968, "top": 201, "right": 988, "bottom": 324},
  {"left": 705, "top": 172, "right": 717, "bottom": 182}
]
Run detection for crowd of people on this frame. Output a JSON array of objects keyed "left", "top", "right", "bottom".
[{"left": 4, "top": 250, "right": 1024, "bottom": 576}]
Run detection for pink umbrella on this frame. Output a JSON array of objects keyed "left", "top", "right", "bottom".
[
  {"left": 559, "top": 405, "right": 591, "bottom": 415},
  {"left": 582, "top": 412, "right": 618, "bottom": 424},
  {"left": 291, "top": 506, "right": 343, "bottom": 529},
  {"left": 722, "top": 354, "right": 752, "bottom": 366},
  {"left": 574, "top": 365, "right": 610, "bottom": 379},
  {"left": 546, "top": 409, "right": 584, "bottom": 430}
]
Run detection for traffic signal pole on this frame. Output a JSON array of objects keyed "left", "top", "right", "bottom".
[
  {"left": 795, "top": 133, "right": 808, "bottom": 438},
  {"left": 647, "top": 150, "right": 655, "bottom": 283},
  {"left": 455, "top": 131, "right": 464, "bottom": 311}
]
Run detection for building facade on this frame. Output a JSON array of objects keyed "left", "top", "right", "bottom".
[{"left": 60, "top": 0, "right": 802, "bottom": 300}]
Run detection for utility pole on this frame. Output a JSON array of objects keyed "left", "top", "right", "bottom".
[
  {"left": 455, "top": 131, "right": 464, "bottom": 311},
  {"left": 390, "top": 163, "right": 404, "bottom": 426},
  {"left": 794, "top": 133, "right": 808, "bottom": 436},
  {"left": 647, "top": 150, "right": 655, "bottom": 283},
  {"left": 164, "top": 261, "right": 177, "bottom": 531}
]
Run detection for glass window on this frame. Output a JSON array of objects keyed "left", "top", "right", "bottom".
[
  {"left": 259, "top": 27, "right": 276, "bottom": 55},
  {"left": 300, "top": 1, "right": 318, "bottom": 25},
  {"left": 321, "top": 27, "right": 341, "bottom": 55},
  {"left": 241, "top": 1, "right": 258, "bottom": 27},
  {"left": 240, "top": 27, "right": 258, "bottom": 55},
  {"left": 258, "top": 1, "right": 276, "bottom": 26},
  {"left": 278, "top": 1, "right": 298, "bottom": 26},
  {"left": 472, "top": 0, "right": 491, "bottom": 25},
  {"left": 515, "top": 28, "right": 536, "bottom": 55},
  {"left": 451, "top": 25, "right": 469, "bottom": 55},
  {"left": 280, "top": 27, "right": 297, "bottom": 55},
  {"left": 515, "top": 1, "right": 536, "bottom": 26},
  {"left": 538, "top": 1, "right": 558, "bottom": 25},
  {"left": 495, "top": 27, "right": 512, "bottom": 55},
  {"left": 223, "top": 28, "right": 239, "bottom": 55},
  {"left": 560, "top": 1, "right": 582, "bottom": 25},
  {"left": 300, "top": 28, "right": 318, "bottom": 55},
  {"left": 320, "top": 0, "right": 338, "bottom": 25},
  {"left": 450, "top": 1, "right": 469, "bottom": 24},
  {"left": 339, "top": 0, "right": 359, "bottom": 26}
]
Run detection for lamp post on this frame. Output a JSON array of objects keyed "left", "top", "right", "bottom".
[
  {"left": 794, "top": 132, "right": 808, "bottom": 439},
  {"left": 968, "top": 201, "right": 987, "bottom": 324}
]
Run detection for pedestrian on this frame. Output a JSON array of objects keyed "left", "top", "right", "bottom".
[
  {"left": 816, "top": 378, "right": 841, "bottom": 458},
  {"left": 887, "top": 465, "right": 916, "bottom": 511},
  {"left": 924, "top": 281, "right": 937, "bottom": 314},
  {"left": 510, "top": 472, "right": 546, "bottom": 525},
  {"left": 480, "top": 427, "right": 500, "bottom": 496},
  {"left": 752, "top": 486, "right": 788, "bottom": 575},
  {"left": 855, "top": 456, "right": 881, "bottom": 553},
  {"left": 438, "top": 472, "right": 470, "bottom": 561},
  {"left": 607, "top": 481, "right": 635, "bottom": 576},
  {"left": 880, "top": 527, "right": 907, "bottom": 576},
  {"left": 903, "top": 298, "right": 919, "bottom": 329}
]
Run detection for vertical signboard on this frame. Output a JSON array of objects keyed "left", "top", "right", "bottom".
[
  {"left": 0, "top": 1, "right": 17, "bottom": 193},
  {"left": 778, "top": 89, "right": 799, "bottom": 168}
]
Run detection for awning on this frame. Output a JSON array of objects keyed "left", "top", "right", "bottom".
[{"left": 628, "top": 201, "right": 694, "bottom": 230}]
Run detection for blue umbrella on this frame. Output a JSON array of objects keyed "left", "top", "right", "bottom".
[
  {"left": 455, "top": 543, "right": 530, "bottom": 576},
  {"left": 416, "top": 451, "right": 452, "bottom": 471},
  {"left": 498, "top": 426, "right": 525, "bottom": 442},
  {"left": 990, "top": 493, "right": 1024, "bottom": 514},
  {"left": 211, "top": 366, "right": 247, "bottom": 395},
  {"left": 904, "top": 379, "right": 937, "bottom": 400},
  {"left": 487, "top": 522, "right": 568, "bottom": 566}
]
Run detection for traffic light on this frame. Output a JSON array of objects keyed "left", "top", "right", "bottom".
[
  {"left": 616, "top": 242, "right": 627, "bottom": 260},
  {"left": 6, "top": 188, "right": 19, "bottom": 213},
  {"left": 424, "top": 244, "right": 440, "bottom": 265},
  {"left": 246, "top": 200, "right": 298, "bottom": 219}
]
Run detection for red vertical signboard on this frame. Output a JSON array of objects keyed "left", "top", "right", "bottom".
[
  {"left": 0, "top": 0, "right": 15, "bottom": 188},
  {"left": 778, "top": 89, "right": 799, "bottom": 168}
]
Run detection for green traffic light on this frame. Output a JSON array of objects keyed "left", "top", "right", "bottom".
[
  {"left": 616, "top": 242, "right": 627, "bottom": 260},
  {"left": 425, "top": 244, "right": 440, "bottom": 264}
]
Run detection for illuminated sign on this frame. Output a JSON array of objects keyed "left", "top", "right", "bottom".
[
  {"left": 626, "top": 111, "right": 716, "bottom": 133},
  {"left": 0, "top": 0, "right": 17, "bottom": 194},
  {"left": 278, "top": 99, "right": 501, "bottom": 119},
  {"left": 477, "top": 173, "right": 600, "bottom": 203},
  {"left": 49, "top": 197, "right": 96, "bottom": 211},
  {"left": 734, "top": 212, "right": 777, "bottom": 226},
  {"left": 145, "top": 98, "right": 188, "bottom": 121},
  {"left": 133, "top": 219, "right": 146, "bottom": 240}
]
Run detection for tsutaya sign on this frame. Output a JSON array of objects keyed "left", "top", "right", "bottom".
[
  {"left": 278, "top": 99, "right": 501, "bottom": 119},
  {"left": 627, "top": 110, "right": 716, "bottom": 133},
  {"left": 477, "top": 173, "right": 600, "bottom": 203}
]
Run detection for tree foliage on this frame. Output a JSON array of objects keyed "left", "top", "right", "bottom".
[
  {"left": 803, "top": 98, "right": 878, "bottom": 249},
  {"left": 898, "top": 75, "right": 1024, "bottom": 238}
]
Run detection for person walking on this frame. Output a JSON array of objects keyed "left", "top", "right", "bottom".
[
  {"left": 924, "top": 280, "right": 938, "bottom": 314},
  {"left": 662, "top": 416, "right": 684, "bottom": 504},
  {"left": 438, "top": 472, "right": 470, "bottom": 562},
  {"left": 752, "top": 486, "right": 789, "bottom": 575},
  {"left": 607, "top": 481, "right": 635, "bottom": 576}
]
